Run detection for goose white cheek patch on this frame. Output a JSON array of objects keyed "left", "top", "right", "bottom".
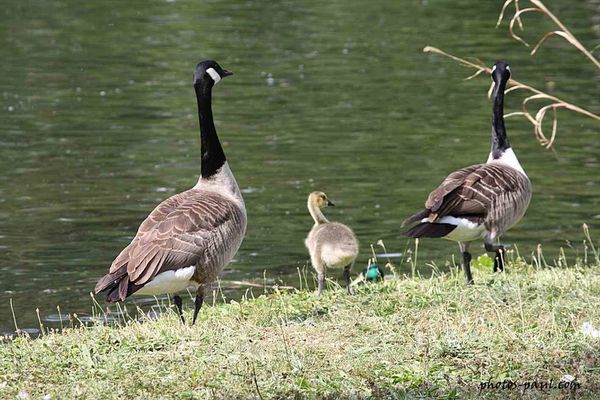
[{"left": 206, "top": 67, "right": 221, "bottom": 84}]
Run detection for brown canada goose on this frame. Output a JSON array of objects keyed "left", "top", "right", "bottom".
[
  {"left": 95, "top": 61, "right": 247, "bottom": 324},
  {"left": 304, "top": 191, "right": 359, "bottom": 295},
  {"left": 401, "top": 61, "right": 531, "bottom": 284}
]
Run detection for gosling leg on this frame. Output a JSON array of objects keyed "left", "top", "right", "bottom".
[
  {"left": 317, "top": 272, "right": 325, "bottom": 296},
  {"left": 343, "top": 265, "right": 353, "bottom": 295}
]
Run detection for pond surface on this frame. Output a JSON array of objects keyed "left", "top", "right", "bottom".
[{"left": 1, "top": 0, "right": 599, "bottom": 332}]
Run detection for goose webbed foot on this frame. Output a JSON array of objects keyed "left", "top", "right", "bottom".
[{"left": 173, "top": 295, "right": 185, "bottom": 323}]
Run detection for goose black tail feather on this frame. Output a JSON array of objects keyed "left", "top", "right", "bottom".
[
  {"left": 95, "top": 265, "right": 141, "bottom": 303},
  {"left": 401, "top": 209, "right": 430, "bottom": 227},
  {"left": 404, "top": 222, "right": 456, "bottom": 238}
]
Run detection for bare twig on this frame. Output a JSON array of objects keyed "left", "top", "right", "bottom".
[
  {"left": 497, "top": 0, "right": 600, "bottom": 70},
  {"left": 423, "top": 46, "right": 600, "bottom": 148}
]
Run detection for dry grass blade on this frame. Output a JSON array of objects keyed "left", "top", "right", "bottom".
[
  {"left": 509, "top": 8, "right": 541, "bottom": 46},
  {"left": 497, "top": 0, "right": 514, "bottom": 27},
  {"left": 550, "top": 107, "right": 558, "bottom": 148},
  {"left": 531, "top": 31, "right": 570, "bottom": 55},
  {"left": 423, "top": 46, "right": 488, "bottom": 71},
  {"left": 535, "top": 103, "right": 569, "bottom": 148},
  {"left": 504, "top": 85, "right": 525, "bottom": 94},
  {"left": 523, "top": 93, "right": 556, "bottom": 104},
  {"left": 504, "top": 111, "right": 528, "bottom": 119},
  {"left": 497, "top": 0, "right": 524, "bottom": 30},
  {"left": 500, "top": 0, "right": 600, "bottom": 69},
  {"left": 534, "top": 104, "right": 552, "bottom": 145},
  {"left": 523, "top": 112, "right": 537, "bottom": 126},
  {"left": 514, "top": 0, "right": 525, "bottom": 30},
  {"left": 464, "top": 68, "right": 485, "bottom": 81},
  {"left": 504, "top": 111, "right": 536, "bottom": 133},
  {"left": 487, "top": 81, "right": 494, "bottom": 99}
]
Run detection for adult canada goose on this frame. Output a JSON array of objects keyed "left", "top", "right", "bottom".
[
  {"left": 305, "top": 191, "right": 359, "bottom": 295},
  {"left": 95, "top": 60, "right": 247, "bottom": 324},
  {"left": 401, "top": 61, "right": 531, "bottom": 284}
]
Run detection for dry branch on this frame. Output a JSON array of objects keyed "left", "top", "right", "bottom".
[
  {"left": 423, "top": 46, "right": 600, "bottom": 148},
  {"left": 497, "top": 0, "right": 600, "bottom": 70}
]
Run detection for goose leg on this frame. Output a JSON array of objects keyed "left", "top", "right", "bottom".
[
  {"left": 458, "top": 242, "right": 474, "bottom": 285},
  {"left": 343, "top": 265, "right": 353, "bottom": 295},
  {"left": 462, "top": 252, "right": 473, "bottom": 284},
  {"left": 317, "top": 272, "right": 325, "bottom": 296},
  {"left": 173, "top": 295, "right": 185, "bottom": 323},
  {"left": 485, "top": 243, "right": 505, "bottom": 272},
  {"left": 192, "top": 287, "right": 205, "bottom": 326}
]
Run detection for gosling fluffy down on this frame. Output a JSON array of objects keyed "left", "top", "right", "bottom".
[{"left": 304, "top": 191, "right": 358, "bottom": 295}]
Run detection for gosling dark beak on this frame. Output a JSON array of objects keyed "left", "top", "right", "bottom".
[
  {"left": 222, "top": 69, "right": 233, "bottom": 77},
  {"left": 327, "top": 200, "right": 335, "bottom": 207}
]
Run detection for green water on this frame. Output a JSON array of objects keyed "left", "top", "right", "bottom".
[{"left": 1, "top": 0, "right": 599, "bottom": 332}]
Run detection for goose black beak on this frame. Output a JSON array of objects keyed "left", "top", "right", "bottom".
[
  {"left": 327, "top": 200, "right": 335, "bottom": 207},
  {"left": 222, "top": 69, "right": 233, "bottom": 77}
]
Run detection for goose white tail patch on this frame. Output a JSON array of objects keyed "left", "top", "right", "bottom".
[
  {"left": 206, "top": 68, "right": 221, "bottom": 84},
  {"left": 135, "top": 266, "right": 198, "bottom": 296},
  {"left": 422, "top": 216, "right": 486, "bottom": 242}
]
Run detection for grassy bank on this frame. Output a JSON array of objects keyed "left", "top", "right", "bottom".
[{"left": 1, "top": 260, "right": 599, "bottom": 399}]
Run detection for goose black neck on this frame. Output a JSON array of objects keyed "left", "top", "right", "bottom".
[
  {"left": 195, "top": 83, "right": 226, "bottom": 179},
  {"left": 491, "top": 78, "right": 510, "bottom": 159}
]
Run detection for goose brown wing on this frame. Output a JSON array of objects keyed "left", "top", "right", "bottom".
[
  {"left": 123, "top": 191, "right": 239, "bottom": 286},
  {"left": 401, "top": 165, "right": 481, "bottom": 227},
  {"left": 106, "top": 194, "right": 185, "bottom": 275},
  {"left": 424, "top": 165, "right": 482, "bottom": 213},
  {"left": 426, "top": 164, "right": 524, "bottom": 221}
]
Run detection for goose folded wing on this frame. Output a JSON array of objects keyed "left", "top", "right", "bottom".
[
  {"left": 401, "top": 165, "right": 481, "bottom": 227},
  {"left": 425, "top": 165, "right": 482, "bottom": 212},
  {"left": 106, "top": 193, "right": 187, "bottom": 274},
  {"left": 425, "top": 164, "right": 521, "bottom": 221},
  {"left": 124, "top": 194, "right": 234, "bottom": 286}
]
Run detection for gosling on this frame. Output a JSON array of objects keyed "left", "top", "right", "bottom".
[{"left": 304, "top": 191, "right": 359, "bottom": 295}]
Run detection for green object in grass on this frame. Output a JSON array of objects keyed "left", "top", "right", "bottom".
[{"left": 365, "top": 263, "right": 384, "bottom": 281}]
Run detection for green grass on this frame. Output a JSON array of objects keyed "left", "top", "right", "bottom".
[{"left": 1, "top": 259, "right": 599, "bottom": 399}]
